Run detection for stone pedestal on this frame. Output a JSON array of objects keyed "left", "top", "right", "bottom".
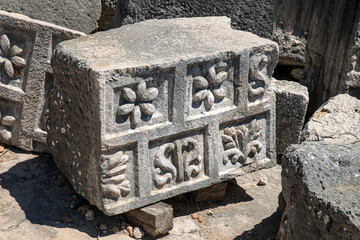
[
  {"left": 48, "top": 17, "right": 278, "bottom": 215},
  {"left": 0, "top": 10, "right": 85, "bottom": 152}
]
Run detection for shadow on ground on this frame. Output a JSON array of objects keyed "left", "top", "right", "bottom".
[
  {"left": 233, "top": 209, "right": 282, "bottom": 240},
  {"left": 0, "top": 147, "right": 126, "bottom": 238}
]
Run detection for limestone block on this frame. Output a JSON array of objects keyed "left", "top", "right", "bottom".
[
  {"left": 0, "top": 10, "right": 85, "bottom": 151},
  {"left": 48, "top": 17, "right": 278, "bottom": 215},
  {"left": 0, "top": 0, "right": 101, "bottom": 33},
  {"left": 270, "top": 79, "right": 308, "bottom": 155},
  {"left": 279, "top": 143, "right": 360, "bottom": 240},
  {"left": 301, "top": 94, "right": 360, "bottom": 144},
  {"left": 113, "top": 0, "right": 275, "bottom": 39},
  {"left": 126, "top": 202, "right": 173, "bottom": 237}
]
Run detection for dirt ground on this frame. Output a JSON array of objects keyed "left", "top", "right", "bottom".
[{"left": 0, "top": 146, "right": 282, "bottom": 240}]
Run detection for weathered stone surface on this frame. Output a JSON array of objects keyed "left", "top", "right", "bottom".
[
  {"left": 278, "top": 143, "right": 360, "bottom": 240},
  {"left": 0, "top": 10, "right": 85, "bottom": 152},
  {"left": 126, "top": 202, "right": 173, "bottom": 237},
  {"left": 273, "top": 0, "right": 360, "bottom": 112},
  {"left": 48, "top": 17, "right": 278, "bottom": 215},
  {"left": 271, "top": 79, "right": 309, "bottom": 155},
  {"left": 98, "top": 0, "right": 118, "bottom": 31},
  {"left": 192, "top": 182, "right": 228, "bottom": 202},
  {"left": 301, "top": 94, "right": 360, "bottom": 144},
  {"left": 113, "top": 0, "right": 275, "bottom": 38},
  {"left": 0, "top": 0, "right": 101, "bottom": 33}
]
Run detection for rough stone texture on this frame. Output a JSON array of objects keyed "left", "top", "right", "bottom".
[
  {"left": 273, "top": 0, "right": 360, "bottom": 112},
  {"left": 301, "top": 94, "right": 360, "bottom": 144},
  {"left": 98, "top": 0, "right": 118, "bottom": 31},
  {"left": 0, "top": 11, "right": 85, "bottom": 152},
  {"left": 0, "top": 0, "right": 101, "bottom": 34},
  {"left": 48, "top": 17, "right": 278, "bottom": 215},
  {"left": 270, "top": 79, "right": 309, "bottom": 155},
  {"left": 278, "top": 143, "right": 360, "bottom": 240},
  {"left": 113, "top": 0, "right": 275, "bottom": 39},
  {"left": 126, "top": 202, "right": 173, "bottom": 237}
]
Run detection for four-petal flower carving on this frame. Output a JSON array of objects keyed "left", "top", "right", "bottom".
[
  {"left": 192, "top": 66, "right": 227, "bottom": 109},
  {"left": 117, "top": 80, "right": 159, "bottom": 125},
  {"left": 0, "top": 34, "right": 26, "bottom": 79}
]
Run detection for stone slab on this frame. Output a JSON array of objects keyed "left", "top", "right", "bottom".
[
  {"left": 270, "top": 79, "right": 308, "bottom": 155},
  {"left": 48, "top": 17, "right": 278, "bottom": 215},
  {"left": 192, "top": 182, "right": 228, "bottom": 202},
  {"left": 0, "top": 0, "right": 101, "bottom": 34},
  {"left": 113, "top": 0, "right": 275, "bottom": 38},
  {"left": 0, "top": 10, "right": 85, "bottom": 152},
  {"left": 279, "top": 143, "right": 360, "bottom": 240},
  {"left": 126, "top": 202, "right": 173, "bottom": 237},
  {"left": 301, "top": 93, "right": 360, "bottom": 144}
]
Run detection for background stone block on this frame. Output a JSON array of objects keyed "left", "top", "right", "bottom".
[
  {"left": 48, "top": 17, "right": 278, "bottom": 215},
  {"left": 279, "top": 143, "right": 360, "bottom": 240},
  {"left": 113, "top": 0, "right": 275, "bottom": 38},
  {"left": 0, "top": 10, "right": 85, "bottom": 151},
  {"left": 271, "top": 79, "right": 309, "bottom": 155},
  {"left": 0, "top": 0, "right": 101, "bottom": 33}
]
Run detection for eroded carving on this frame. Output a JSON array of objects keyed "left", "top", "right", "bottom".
[
  {"left": 248, "top": 54, "right": 269, "bottom": 102},
  {"left": 101, "top": 151, "right": 130, "bottom": 201},
  {"left": 0, "top": 34, "right": 26, "bottom": 84},
  {"left": 117, "top": 80, "right": 158, "bottom": 126},
  {"left": 192, "top": 65, "right": 228, "bottom": 109},
  {"left": 0, "top": 111, "right": 16, "bottom": 142},
  {"left": 153, "top": 137, "right": 203, "bottom": 190},
  {"left": 222, "top": 119, "right": 263, "bottom": 166}
]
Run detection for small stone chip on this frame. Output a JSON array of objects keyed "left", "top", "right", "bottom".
[
  {"left": 77, "top": 205, "right": 90, "bottom": 215},
  {"left": 257, "top": 177, "right": 267, "bottom": 186},
  {"left": 133, "top": 226, "right": 145, "bottom": 239},
  {"left": 85, "top": 210, "right": 94, "bottom": 221},
  {"left": 112, "top": 226, "right": 120, "bottom": 234},
  {"left": 126, "top": 226, "right": 134, "bottom": 238},
  {"left": 191, "top": 213, "right": 199, "bottom": 220}
]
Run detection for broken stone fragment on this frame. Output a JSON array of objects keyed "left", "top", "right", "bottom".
[{"left": 301, "top": 93, "right": 360, "bottom": 144}]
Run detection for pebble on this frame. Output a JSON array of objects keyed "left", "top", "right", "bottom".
[
  {"left": 112, "top": 226, "right": 120, "bottom": 234},
  {"left": 61, "top": 216, "right": 73, "bottom": 223},
  {"left": 133, "top": 226, "right": 145, "bottom": 239},
  {"left": 0, "top": 145, "right": 4, "bottom": 153},
  {"left": 257, "top": 177, "right": 268, "bottom": 186},
  {"left": 198, "top": 216, "right": 204, "bottom": 223},
  {"left": 85, "top": 210, "right": 94, "bottom": 221},
  {"left": 77, "top": 205, "right": 90, "bottom": 215},
  {"left": 126, "top": 226, "right": 134, "bottom": 238},
  {"left": 207, "top": 210, "right": 214, "bottom": 216},
  {"left": 191, "top": 213, "right": 199, "bottom": 220},
  {"left": 99, "top": 224, "right": 108, "bottom": 231}
]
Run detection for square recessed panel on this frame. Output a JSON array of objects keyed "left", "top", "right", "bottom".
[
  {"left": 185, "top": 58, "right": 238, "bottom": 118},
  {"left": 0, "top": 24, "right": 35, "bottom": 90},
  {"left": 100, "top": 144, "right": 137, "bottom": 210},
  {"left": 149, "top": 130, "right": 207, "bottom": 194},
  {"left": 218, "top": 113, "right": 269, "bottom": 174},
  {"left": 106, "top": 69, "right": 174, "bottom": 133},
  {"left": 0, "top": 97, "right": 22, "bottom": 144}
]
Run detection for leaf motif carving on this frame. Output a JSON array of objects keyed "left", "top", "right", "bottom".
[
  {"left": 153, "top": 143, "right": 177, "bottom": 189},
  {"left": 122, "top": 88, "right": 136, "bottom": 102},
  {"left": 0, "top": 34, "right": 10, "bottom": 55},
  {"left": 204, "top": 91, "right": 214, "bottom": 109},
  {"left": 214, "top": 71, "right": 227, "bottom": 86},
  {"left": 101, "top": 151, "right": 130, "bottom": 201},
  {"left": 117, "top": 103, "right": 134, "bottom": 115},
  {"left": 193, "top": 76, "right": 208, "bottom": 89},
  {"left": 131, "top": 105, "right": 141, "bottom": 125},
  {"left": 141, "top": 87, "right": 158, "bottom": 101},
  {"left": 10, "top": 45, "right": 23, "bottom": 56},
  {"left": 11, "top": 56, "right": 26, "bottom": 67},
  {"left": 136, "top": 80, "right": 146, "bottom": 97},
  {"left": 193, "top": 89, "right": 208, "bottom": 102},
  {"left": 139, "top": 103, "right": 156, "bottom": 115},
  {"left": 222, "top": 120, "right": 263, "bottom": 166},
  {"left": 4, "top": 59, "right": 14, "bottom": 77}
]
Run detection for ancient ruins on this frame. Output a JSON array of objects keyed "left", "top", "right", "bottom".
[{"left": 0, "top": 0, "right": 359, "bottom": 239}]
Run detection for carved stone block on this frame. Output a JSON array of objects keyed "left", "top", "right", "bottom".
[
  {"left": 0, "top": 10, "right": 85, "bottom": 151},
  {"left": 48, "top": 17, "right": 278, "bottom": 215}
]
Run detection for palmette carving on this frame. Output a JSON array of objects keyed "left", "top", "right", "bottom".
[
  {"left": 153, "top": 137, "right": 203, "bottom": 189},
  {"left": 101, "top": 151, "right": 130, "bottom": 201},
  {"left": 248, "top": 54, "right": 269, "bottom": 102},
  {"left": 222, "top": 120, "right": 263, "bottom": 166},
  {"left": 117, "top": 80, "right": 159, "bottom": 126},
  {"left": 192, "top": 65, "right": 228, "bottom": 109}
]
